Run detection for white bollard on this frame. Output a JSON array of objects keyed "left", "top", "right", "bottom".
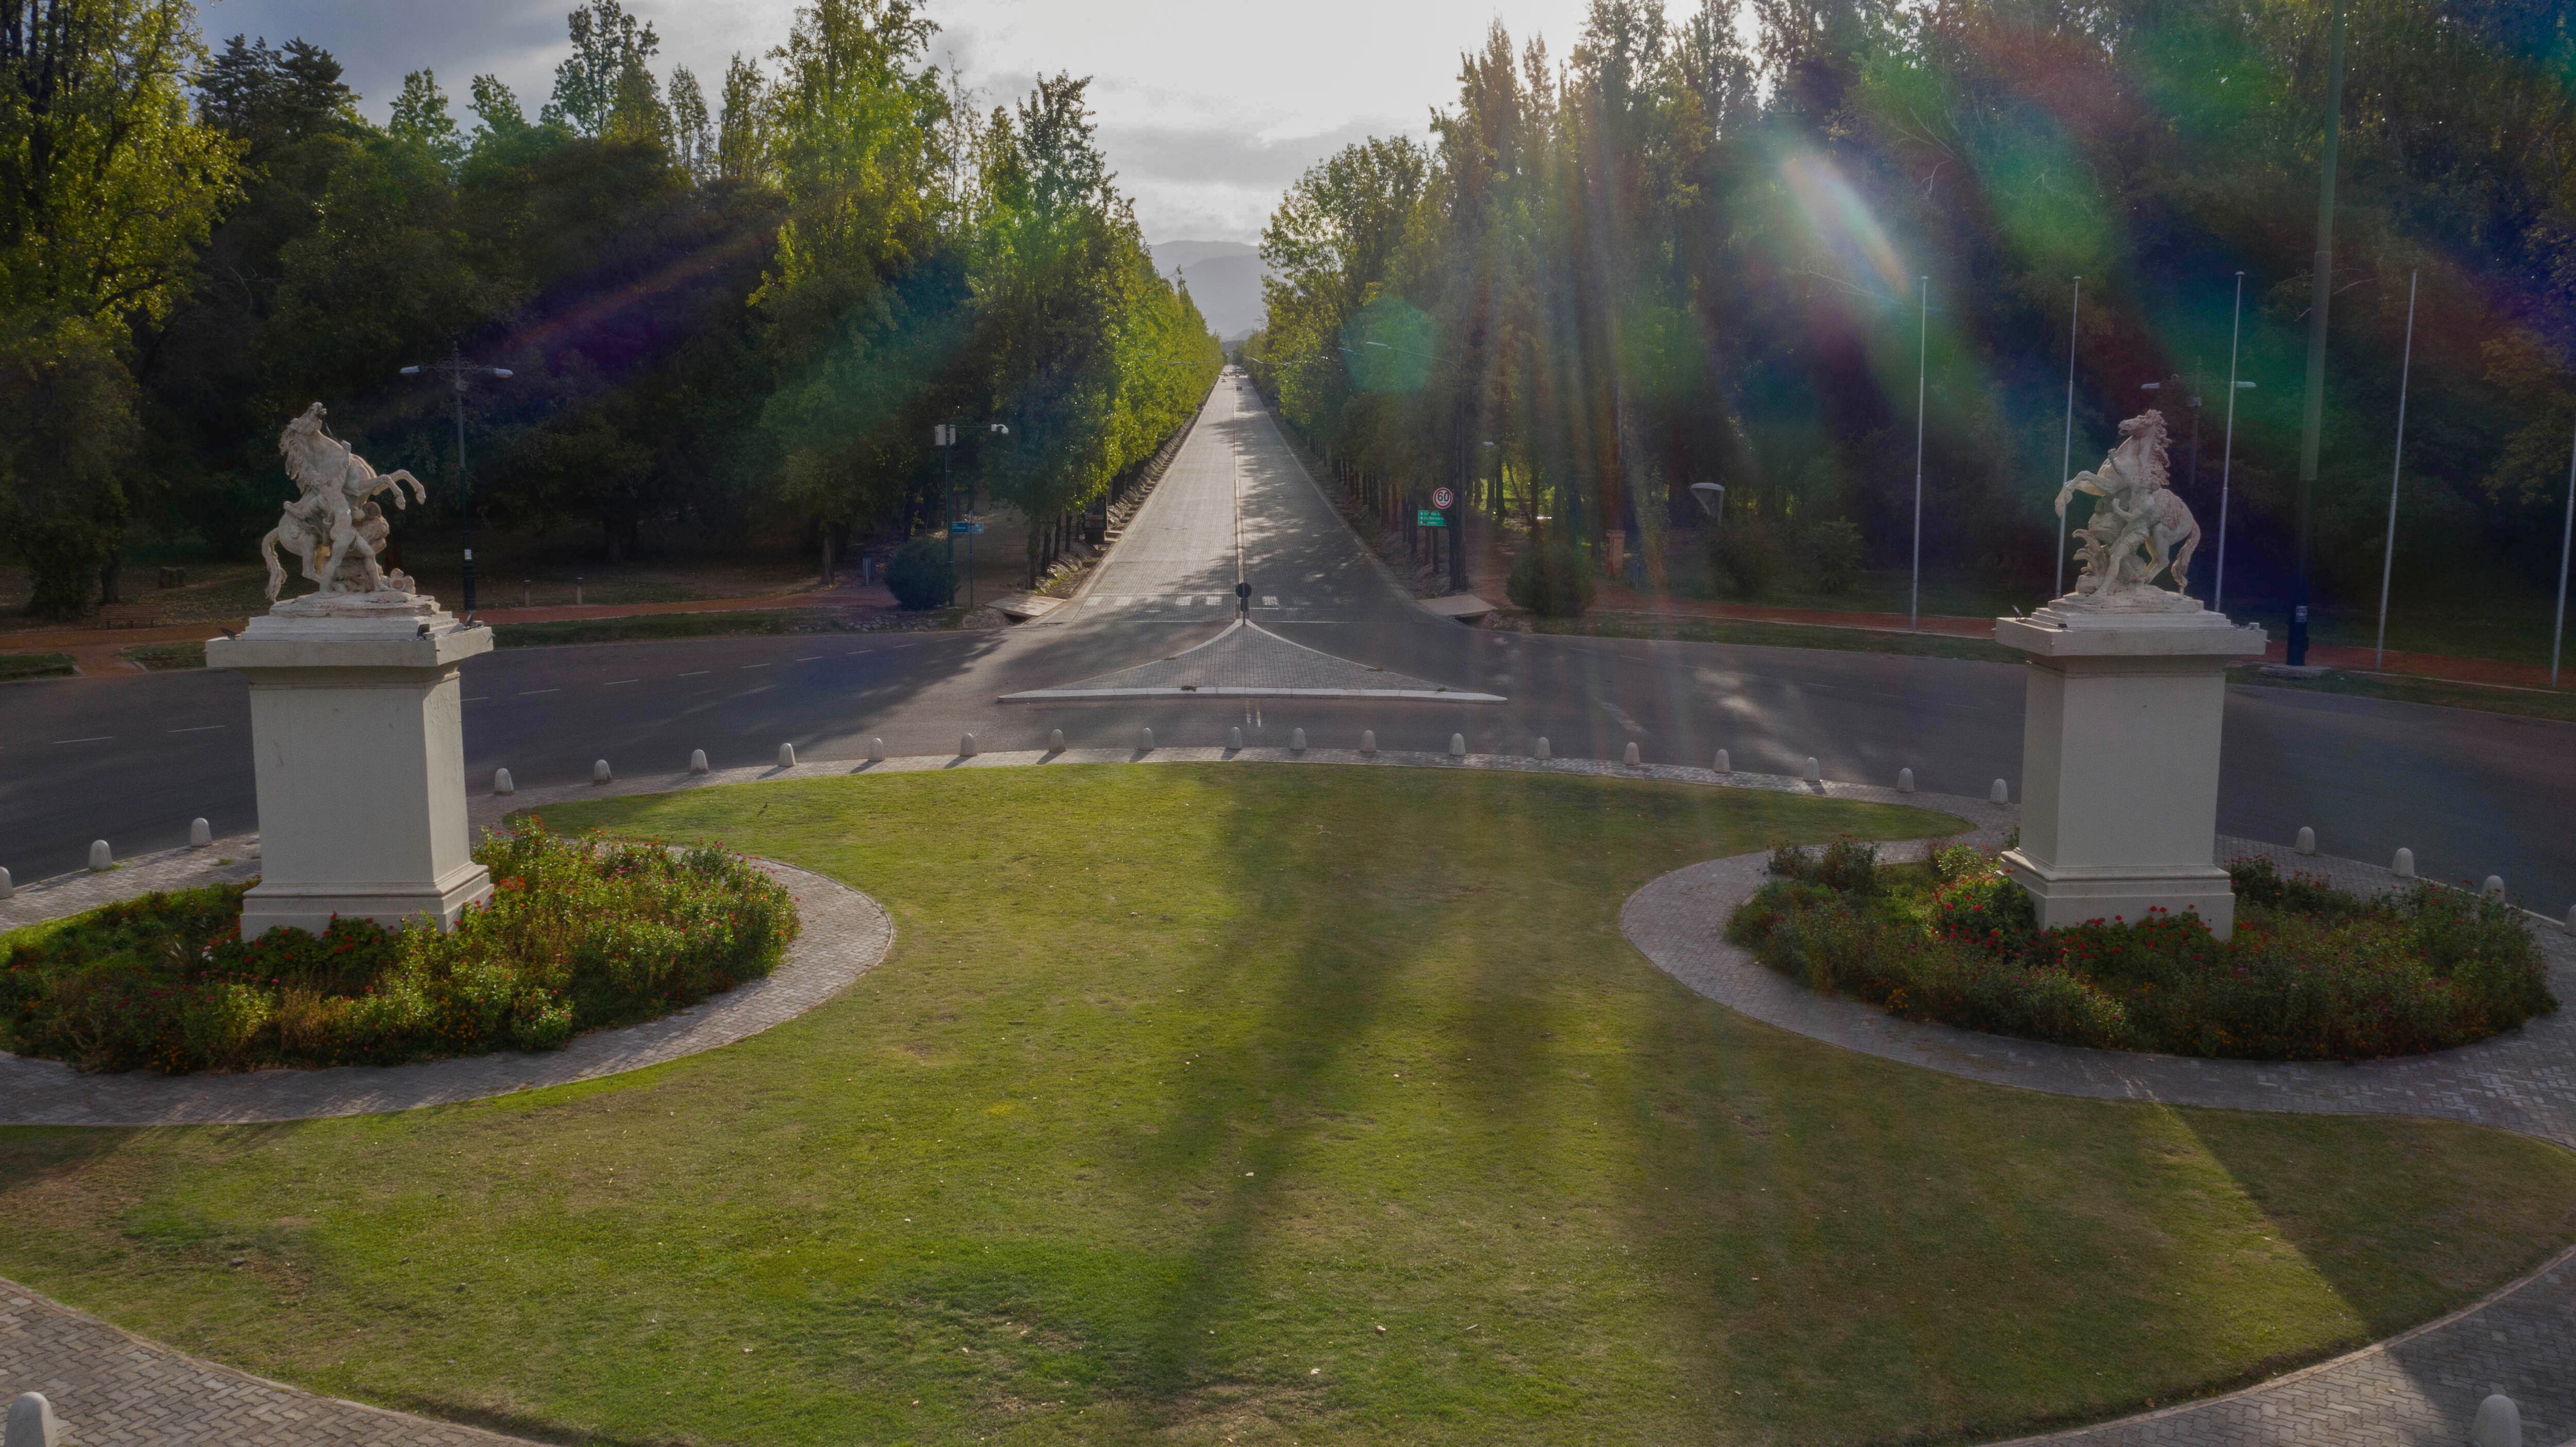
[
  {"left": 1624, "top": 741, "right": 1642, "bottom": 766},
  {"left": 1990, "top": 778, "right": 2010, "bottom": 805},
  {"left": 690, "top": 749, "right": 708, "bottom": 775},
  {"left": 959, "top": 733, "right": 977, "bottom": 758},
  {"left": 2295, "top": 826, "right": 2317, "bottom": 855},
  {"left": 868, "top": 737, "right": 885, "bottom": 762},
  {"left": 778, "top": 742, "right": 798, "bottom": 768},
  {"left": 1049, "top": 728, "right": 1065, "bottom": 752},
  {"left": 2470, "top": 1392, "right": 2521, "bottom": 1447},
  {"left": 190, "top": 817, "right": 212, "bottom": 847},
  {"left": 0, "top": 866, "right": 13, "bottom": 901},
  {"left": 1803, "top": 757, "right": 1821, "bottom": 784},
  {"left": 592, "top": 759, "right": 613, "bottom": 784},
  {"left": 1139, "top": 726, "right": 1155, "bottom": 752},
  {"left": 1450, "top": 734, "right": 1467, "bottom": 758},
  {"left": 1535, "top": 736, "right": 1551, "bottom": 760},
  {"left": 2391, "top": 846, "right": 2414, "bottom": 878},
  {"left": 1714, "top": 748, "right": 1730, "bottom": 774},
  {"left": 88, "top": 840, "right": 111, "bottom": 872},
  {"left": 494, "top": 767, "right": 515, "bottom": 795},
  {"left": 2483, "top": 875, "right": 2507, "bottom": 900},
  {"left": 1290, "top": 727, "right": 1307, "bottom": 752},
  {"left": 2565, "top": 903, "right": 2575, "bottom": 933},
  {"left": 1361, "top": 729, "right": 1376, "bottom": 755},
  {"left": 7, "top": 1391, "right": 65, "bottom": 1447},
  {"left": 1896, "top": 768, "right": 1914, "bottom": 793},
  {"left": 1230, "top": 726, "right": 1245, "bottom": 750}
]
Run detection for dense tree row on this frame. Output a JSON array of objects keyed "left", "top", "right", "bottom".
[
  {"left": 0, "top": 0, "right": 1219, "bottom": 617},
  {"left": 1245, "top": 0, "right": 2576, "bottom": 612}
]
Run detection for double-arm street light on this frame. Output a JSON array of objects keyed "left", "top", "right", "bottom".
[{"left": 400, "top": 344, "right": 514, "bottom": 616}]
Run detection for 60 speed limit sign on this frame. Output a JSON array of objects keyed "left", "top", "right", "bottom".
[{"left": 1431, "top": 487, "right": 1456, "bottom": 509}]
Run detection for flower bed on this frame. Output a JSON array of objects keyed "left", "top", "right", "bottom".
[
  {"left": 0, "top": 822, "right": 798, "bottom": 1074},
  {"left": 1724, "top": 841, "right": 2555, "bottom": 1061}
]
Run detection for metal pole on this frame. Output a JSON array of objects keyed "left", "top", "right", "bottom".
[
  {"left": 2057, "top": 277, "right": 2079, "bottom": 600},
  {"left": 2375, "top": 270, "right": 2418, "bottom": 668},
  {"left": 451, "top": 344, "right": 474, "bottom": 616},
  {"left": 2290, "top": 0, "right": 2347, "bottom": 666},
  {"left": 2554, "top": 417, "right": 2574, "bottom": 688},
  {"left": 2218, "top": 273, "right": 2245, "bottom": 614},
  {"left": 1912, "top": 275, "right": 1927, "bottom": 631},
  {"left": 942, "top": 429, "right": 954, "bottom": 607}
]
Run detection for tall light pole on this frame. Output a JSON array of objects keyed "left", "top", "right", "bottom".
[
  {"left": 2553, "top": 418, "right": 2574, "bottom": 688},
  {"left": 400, "top": 344, "right": 513, "bottom": 616},
  {"left": 2056, "top": 276, "right": 2079, "bottom": 599},
  {"left": 2375, "top": 270, "right": 2419, "bottom": 668},
  {"left": 1911, "top": 275, "right": 1928, "bottom": 631},
  {"left": 2289, "top": 0, "right": 2348, "bottom": 666},
  {"left": 2216, "top": 274, "right": 2252, "bottom": 615}
]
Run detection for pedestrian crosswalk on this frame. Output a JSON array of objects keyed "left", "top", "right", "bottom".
[{"left": 1086, "top": 594, "right": 1312, "bottom": 609}]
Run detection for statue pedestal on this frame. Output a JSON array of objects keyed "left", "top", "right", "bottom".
[
  {"left": 206, "top": 591, "right": 494, "bottom": 935},
  {"left": 1994, "top": 595, "right": 2266, "bottom": 939}
]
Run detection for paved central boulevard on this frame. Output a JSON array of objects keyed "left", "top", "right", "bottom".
[{"left": 4, "top": 374, "right": 2573, "bottom": 908}]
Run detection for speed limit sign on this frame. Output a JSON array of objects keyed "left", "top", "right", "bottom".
[{"left": 1431, "top": 487, "right": 1455, "bottom": 509}]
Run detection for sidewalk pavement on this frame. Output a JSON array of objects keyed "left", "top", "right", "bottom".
[
  {"left": 1568, "top": 581, "right": 2569, "bottom": 692},
  {"left": 0, "top": 579, "right": 899, "bottom": 679}
]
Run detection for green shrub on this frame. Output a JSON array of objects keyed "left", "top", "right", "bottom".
[
  {"left": 1707, "top": 515, "right": 1781, "bottom": 599},
  {"left": 1506, "top": 542, "right": 1596, "bottom": 617},
  {"left": 1806, "top": 518, "right": 1866, "bottom": 594},
  {"left": 0, "top": 822, "right": 797, "bottom": 1073},
  {"left": 1725, "top": 848, "right": 2555, "bottom": 1061},
  {"left": 886, "top": 535, "right": 955, "bottom": 610}
]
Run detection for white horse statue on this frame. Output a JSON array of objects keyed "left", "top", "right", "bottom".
[
  {"left": 261, "top": 403, "right": 429, "bottom": 602},
  {"left": 2054, "top": 408, "right": 2201, "bottom": 599}
]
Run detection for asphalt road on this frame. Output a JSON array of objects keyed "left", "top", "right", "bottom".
[{"left": 6, "top": 374, "right": 2574, "bottom": 914}]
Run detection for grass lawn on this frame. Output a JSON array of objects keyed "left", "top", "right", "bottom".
[
  {"left": 3, "top": 766, "right": 2572, "bottom": 1446},
  {"left": 2230, "top": 664, "right": 2576, "bottom": 724},
  {"left": 0, "top": 651, "right": 77, "bottom": 681}
]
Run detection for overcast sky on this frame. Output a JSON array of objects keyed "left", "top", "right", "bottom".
[{"left": 199, "top": 0, "right": 1621, "bottom": 242}]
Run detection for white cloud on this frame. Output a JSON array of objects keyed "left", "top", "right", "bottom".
[{"left": 202, "top": 0, "right": 1609, "bottom": 241}]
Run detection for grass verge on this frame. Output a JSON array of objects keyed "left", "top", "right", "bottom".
[
  {"left": 3, "top": 767, "right": 2572, "bottom": 1446},
  {"left": 122, "top": 641, "right": 206, "bottom": 671},
  {"left": 1523, "top": 611, "right": 2024, "bottom": 664},
  {"left": 2230, "top": 664, "right": 2576, "bottom": 724},
  {"left": 0, "top": 651, "right": 77, "bottom": 680},
  {"left": 488, "top": 606, "right": 941, "bottom": 649}
]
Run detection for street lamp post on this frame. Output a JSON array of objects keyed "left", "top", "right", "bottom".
[
  {"left": 2057, "top": 277, "right": 2079, "bottom": 600},
  {"left": 2216, "top": 273, "right": 2255, "bottom": 614},
  {"left": 2376, "top": 270, "right": 2419, "bottom": 668},
  {"left": 1911, "top": 275, "right": 1928, "bottom": 631},
  {"left": 2290, "top": 0, "right": 2350, "bottom": 666},
  {"left": 399, "top": 344, "right": 513, "bottom": 616}
]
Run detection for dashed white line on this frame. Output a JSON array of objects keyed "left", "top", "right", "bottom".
[
  {"left": 166, "top": 724, "right": 226, "bottom": 734},
  {"left": 795, "top": 655, "right": 824, "bottom": 662},
  {"left": 604, "top": 679, "right": 639, "bottom": 686},
  {"left": 464, "top": 696, "right": 490, "bottom": 702},
  {"left": 680, "top": 670, "right": 710, "bottom": 676},
  {"left": 53, "top": 736, "right": 111, "bottom": 744},
  {"left": 518, "top": 688, "right": 559, "bottom": 696},
  {"left": 740, "top": 662, "right": 771, "bottom": 669}
]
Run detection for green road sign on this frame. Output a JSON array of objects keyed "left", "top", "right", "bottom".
[{"left": 1417, "top": 509, "right": 1447, "bottom": 527}]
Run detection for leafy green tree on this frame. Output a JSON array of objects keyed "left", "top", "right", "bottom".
[{"left": 389, "top": 69, "right": 465, "bottom": 172}]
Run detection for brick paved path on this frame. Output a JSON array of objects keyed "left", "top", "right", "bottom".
[
  {"left": 0, "top": 1286, "right": 539, "bottom": 1445},
  {"left": 1622, "top": 837, "right": 2576, "bottom": 1446}
]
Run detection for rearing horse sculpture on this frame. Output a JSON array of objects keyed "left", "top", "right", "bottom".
[{"left": 261, "top": 403, "right": 428, "bottom": 601}]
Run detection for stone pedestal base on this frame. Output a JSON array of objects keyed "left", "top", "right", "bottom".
[
  {"left": 1995, "top": 592, "right": 2265, "bottom": 939},
  {"left": 207, "top": 590, "right": 495, "bottom": 935}
]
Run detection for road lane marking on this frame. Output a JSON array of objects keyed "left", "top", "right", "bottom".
[
  {"left": 1177, "top": 595, "right": 1193, "bottom": 605},
  {"left": 167, "top": 724, "right": 226, "bottom": 733},
  {"left": 518, "top": 688, "right": 559, "bottom": 695},
  {"left": 740, "top": 662, "right": 771, "bottom": 669},
  {"left": 1203, "top": 595, "right": 1222, "bottom": 606},
  {"left": 464, "top": 696, "right": 489, "bottom": 702},
  {"left": 604, "top": 679, "right": 639, "bottom": 686},
  {"left": 53, "top": 736, "right": 112, "bottom": 744},
  {"left": 795, "top": 656, "right": 823, "bottom": 661},
  {"left": 1262, "top": 596, "right": 1278, "bottom": 607},
  {"left": 680, "top": 670, "right": 710, "bottom": 676}
]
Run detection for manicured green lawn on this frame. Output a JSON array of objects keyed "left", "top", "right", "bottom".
[{"left": 3, "top": 766, "right": 2572, "bottom": 1445}]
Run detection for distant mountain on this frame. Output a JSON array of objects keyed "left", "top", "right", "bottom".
[{"left": 1149, "top": 239, "right": 1268, "bottom": 343}]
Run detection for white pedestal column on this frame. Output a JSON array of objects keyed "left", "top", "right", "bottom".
[
  {"left": 207, "top": 592, "right": 494, "bottom": 935},
  {"left": 1995, "top": 601, "right": 2265, "bottom": 939}
]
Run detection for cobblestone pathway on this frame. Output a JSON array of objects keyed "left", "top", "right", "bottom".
[
  {"left": 0, "top": 1286, "right": 538, "bottom": 1445},
  {"left": 1622, "top": 836, "right": 2576, "bottom": 1446}
]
